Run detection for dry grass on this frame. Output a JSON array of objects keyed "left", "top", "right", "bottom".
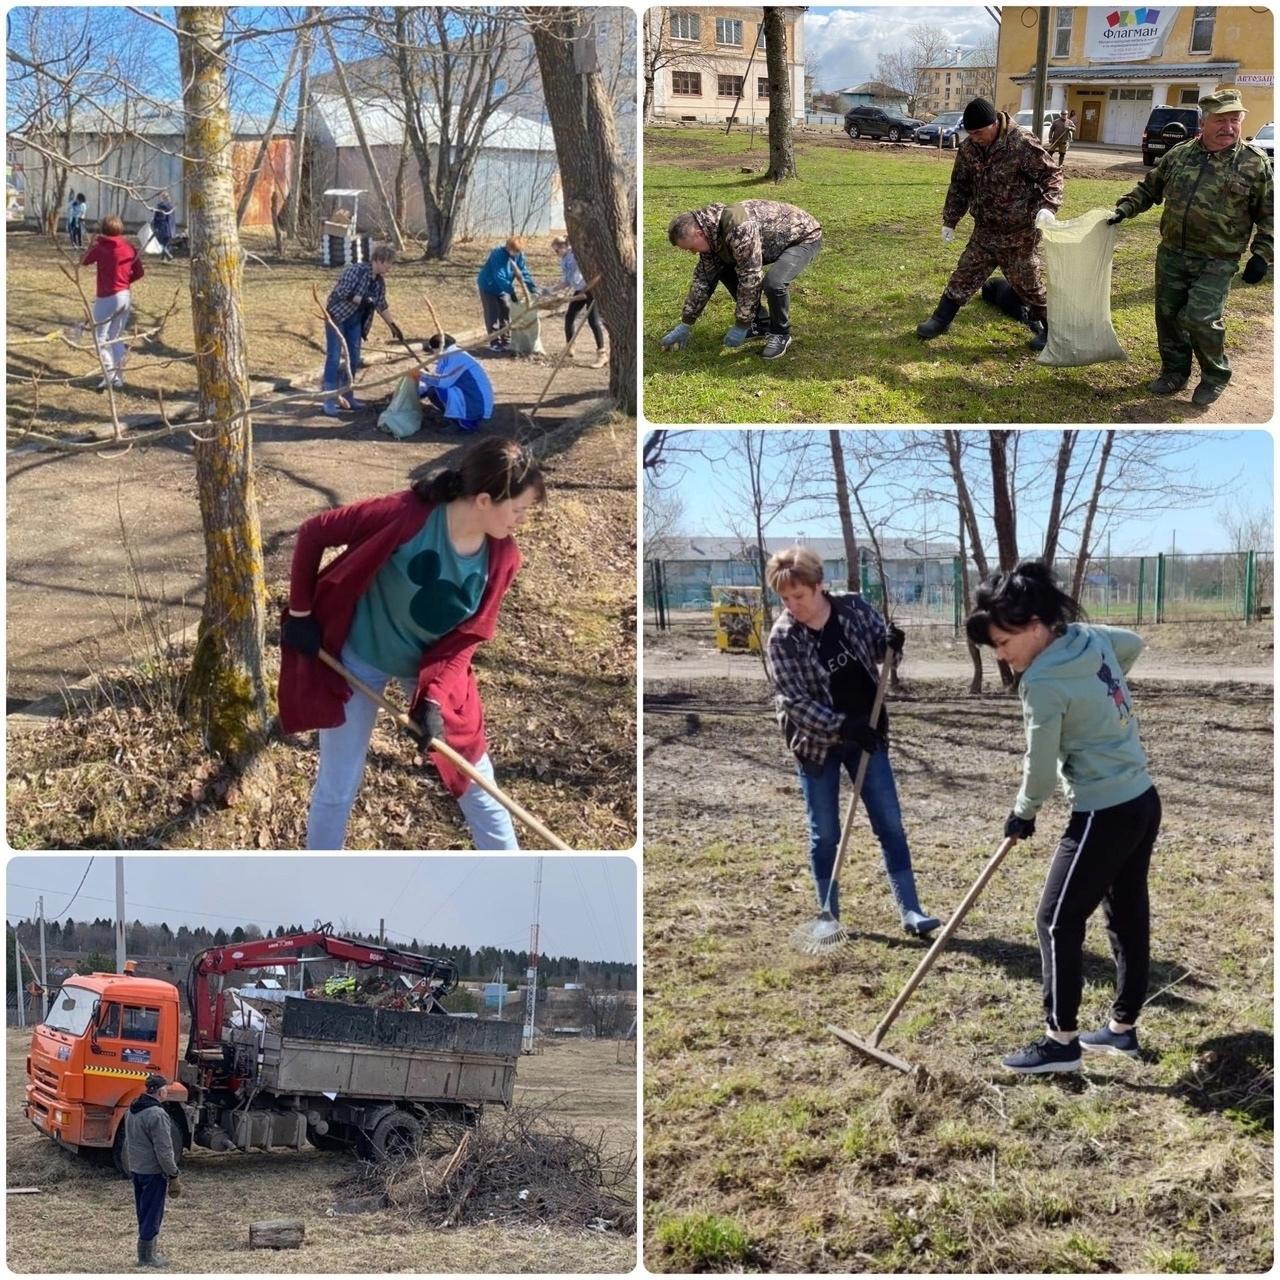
[
  {"left": 6, "top": 1031, "right": 636, "bottom": 1273},
  {"left": 644, "top": 671, "right": 1273, "bottom": 1272}
]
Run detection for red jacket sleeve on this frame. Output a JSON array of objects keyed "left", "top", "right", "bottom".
[
  {"left": 289, "top": 491, "right": 418, "bottom": 612},
  {"left": 128, "top": 248, "right": 144, "bottom": 283},
  {"left": 81, "top": 242, "right": 101, "bottom": 268}
]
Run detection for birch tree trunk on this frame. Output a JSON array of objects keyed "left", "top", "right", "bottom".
[
  {"left": 178, "top": 7, "right": 270, "bottom": 762},
  {"left": 828, "top": 430, "right": 859, "bottom": 590},
  {"left": 529, "top": 7, "right": 637, "bottom": 415}
]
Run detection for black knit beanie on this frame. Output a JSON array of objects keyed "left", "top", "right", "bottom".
[{"left": 962, "top": 98, "right": 998, "bottom": 131}]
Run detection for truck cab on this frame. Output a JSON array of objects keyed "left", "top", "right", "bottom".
[{"left": 25, "top": 973, "right": 188, "bottom": 1168}]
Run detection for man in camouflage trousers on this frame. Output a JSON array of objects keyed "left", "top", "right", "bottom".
[
  {"left": 917, "top": 98, "right": 1064, "bottom": 350},
  {"left": 659, "top": 199, "right": 823, "bottom": 360},
  {"left": 1047, "top": 110, "right": 1073, "bottom": 166},
  {"left": 1110, "top": 87, "right": 1273, "bottom": 407}
]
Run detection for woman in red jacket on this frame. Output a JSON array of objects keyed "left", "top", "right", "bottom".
[
  {"left": 278, "top": 436, "right": 545, "bottom": 850},
  {"left": 81, "top": 214, "right": 144, "bottom": 390}
]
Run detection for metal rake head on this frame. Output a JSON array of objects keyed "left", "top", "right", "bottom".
[{"left": 791, "top": 912, "right": 849, "bottom": 955}]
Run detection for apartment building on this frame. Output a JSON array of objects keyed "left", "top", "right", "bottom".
[{"left": 918, "top": 49, "right": 997, "bottom": 117}]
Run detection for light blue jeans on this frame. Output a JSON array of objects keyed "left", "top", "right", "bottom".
[{"left": 306, "top": 644, "right": 520, "bottom": 850}]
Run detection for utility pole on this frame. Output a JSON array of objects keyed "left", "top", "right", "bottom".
[
  {"left": 1032, "top": 8, "right": 1050, "bottom": 142},
  {"left": 37, "top": 897, "right": 48, "bottom": 1021},
  {"left": 114, "top": 858, "right": 127, "bottom": 974},
  {"left": 14, "top": 929, "right": 25, "bottom": 1028},
  {"left": 522, "top": 858, "right": 544, "bottom": 1055}
]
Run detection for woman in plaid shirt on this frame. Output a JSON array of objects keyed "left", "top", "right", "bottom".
[
  {"left": 322, "top": 243, "right": 405, "bottom": 417},
  {"left": 765, "top": 547, "right": 939, "bottom": 937}
]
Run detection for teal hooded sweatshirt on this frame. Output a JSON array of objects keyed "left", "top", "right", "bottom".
[{"left": 1013, "top": 623, "right": 1152, "bottom": 820}]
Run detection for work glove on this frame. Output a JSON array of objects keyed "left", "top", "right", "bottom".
[
  {"left": 887, "top": 624, "right": 906, "bottom": 655},
  {"left": 840, "top": 715, "right": 885, "bottom": 754},
  {"left": 1242, "top": 253, "right": 1269, "bottom": 285},
  {"left": 722, "top": 324, "right": 750, "bottom": 348},
  {"left": 1034, "top": 208, "right": 1057, "bottom": 229},
  {"left": 280, "top": 612, "right": 323, "bottom": 659},
  {"left": 1106, "top": 209, "right": 1126, "bottom": 225},
  {"left": 387, "top": 320, "right": 405, "bottom": 343},
  {"left": 941, "top": 226, "right": 956, "bottom": 245},
  {"left": 168, "top": 1176, "right": 183, "bottom": 1198},
  {"left": 799, "top": 755, "right": 828, "bottom": 779},
  {"left": 660, "top": 322, "right": 692, "bottom": 351},
  {"left": 1004, "top": 812, "right": 1037, "bottom": 840},
  {"left": 410, "top": 699, "right": 446, "bottom": 745}
]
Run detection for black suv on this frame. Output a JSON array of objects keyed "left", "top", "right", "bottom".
[
  {"left": 1142, "top": 106, "right": 1202, "bottom": 166},
  {"left": 844, "top": 104, "right": 923, "bottom": 143}
]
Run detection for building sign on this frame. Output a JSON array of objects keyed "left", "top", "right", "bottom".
[
  {"left": 1085, "top": 7, "right": 1180, "bottom": 62},
  {"left": 1236, "top": 74, "right": 1275, "bottom": 86}
]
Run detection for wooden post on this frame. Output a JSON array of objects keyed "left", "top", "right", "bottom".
[{"left": 249, "top": 1219, "right": 305, "bottom": 1249}]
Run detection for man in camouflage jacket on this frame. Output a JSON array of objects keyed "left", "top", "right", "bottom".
[
  {"left": 1110, "top": 87, "right": 1273, "bottom": 407},
  {"left": 917, "top": 98, "right": 1064, "bottom": 350},
  {"left": 659, "top": 199, "right": 823, "bottom": 361},
  {"left": 1047, "top": 111, "right": 1074, "bottom": 166}
]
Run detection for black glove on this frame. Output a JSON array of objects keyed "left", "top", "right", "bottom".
[
  {"left": 280, "top": 612, "right": 323, "bottom": 659},
  {"left": 1004, "top": 812, "right": 1037, "bottom": 840},
  {"left": 1242, "top": 253, "right": 1269, "bottom": 285},
  {"left": 840, "top": 715, "right": 885, "bottom": 754},
  {"left": 800, "top": 756, "right": 827, "bottom": 779},
  {"left": 1106, "top": 209, "right": 1126, "bottom": 225},
  {"left": 387, "top": 320, "right": 405, "bottom": 343},
  {"left": 410, "top": 699, "right": 446, "bottom": 745},
  {"left": 887, "top": 624, "right": 906, "bottom": 655}
]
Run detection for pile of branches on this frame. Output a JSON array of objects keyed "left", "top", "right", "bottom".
[{"left": 349, "top": 1103, "right": 636, "bottom": 1233}]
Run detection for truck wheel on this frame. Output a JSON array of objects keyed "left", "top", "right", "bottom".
[{"left": 366, "top": 1111, "right": 422, "bottom": 1161}]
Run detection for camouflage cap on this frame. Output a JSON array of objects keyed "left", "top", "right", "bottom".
[{"left": 1199, "top": 87, "right": 1246, "bottom": 114}]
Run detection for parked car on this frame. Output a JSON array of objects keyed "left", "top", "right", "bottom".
[
  {"left": 844, "top": 104, "right": 924, "bottom": 143},
  {"left": 1013, "top": 109, "right": 1057, "bottom": 142},
  {"left": 1142, "top": 105, "right": 1201, "bottom": 166},
  {"left": 915, "top": 111, "right": 967, "bottom": 149},
  {"left": 1248, "top": 121, "right": 1274, "bottom": 158}
]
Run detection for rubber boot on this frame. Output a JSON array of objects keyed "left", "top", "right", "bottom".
[
  {"left": 886, "top": 869, "right": 939, "bottom": 937},
  {"left": 1028, "top": 316, "right": 1049, "bottom": 352},
  {"left": 916, "top": 293, "right": 960, "bottom": 340},
  {"left": 814, "top": 877, "right": 841, "bottom": 921},
  {"left": 140, "top": 1237, "right": 169, "bottom": 1269}
]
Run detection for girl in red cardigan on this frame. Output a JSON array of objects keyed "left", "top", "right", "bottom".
[
  {"left": 278, "top": 436, "right": 545, "bottom": 850},
  {"left": 81, "top": 214, "right": 144, "bottom": 390}
]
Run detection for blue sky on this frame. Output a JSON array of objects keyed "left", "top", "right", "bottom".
[
  {"left": 654, "top": 430, "right": 1274, "bottom": 556},
  {"left": 6, "top": 857, "right": 637, "bottom": 965},
  {"left": 805, "top": 6, "right": 996, "bottom": 93}
]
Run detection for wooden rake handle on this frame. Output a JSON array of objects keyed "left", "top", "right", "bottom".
[
  {"left": 870, "top": 835, "right": 1019, "bottom": 1046},
  {"left": 318, "top": 648, "right": 570, "bottom": 851},
  {"left": 826, "top": 643, "right": 895, "bottom": 895}
]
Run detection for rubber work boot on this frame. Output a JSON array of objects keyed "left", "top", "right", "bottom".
[
  {"left": 1027, "top": 318, "right": 1048, "bottom": 352},
  {"left": 886, "top": 869, "right": 939, "bottom": 937},
  {"left": 1148, "top": 370, "right": 1189, "bottom": 396},
  {"left": 1192, "top": 380, "right": 1225, "bottom": 406},
  {"left": 138, "top": 1237, "right": 169, "bottom": 1268},
  {"left": 916, "top": 293, "right": 960, "bottom": 339}
]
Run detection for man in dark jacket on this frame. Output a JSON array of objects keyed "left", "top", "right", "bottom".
[
  {"left": 917, "top": 98, "right": 1064, "bottom": 349},
  {"left": 125, "top": 1074, "right": 182, "bottom": 1267},
  {"left": 660, "top": 199, "right": 823, "bottom": 360}
]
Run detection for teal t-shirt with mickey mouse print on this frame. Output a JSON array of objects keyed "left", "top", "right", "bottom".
[{"left": 347, "top": 505, "right": 489, "bottom": 678}]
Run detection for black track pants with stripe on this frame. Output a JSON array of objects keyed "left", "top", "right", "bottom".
[{"left": 1035, "top": 786, "right": 1162, "bottom": 1032}]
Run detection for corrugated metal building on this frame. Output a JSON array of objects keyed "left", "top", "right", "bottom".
[
  {"left": 307, "top": 93, "right": 565, "bottom": 239},
  {"left": 17, "top": 104, "right": 290, "bottom": 231}
]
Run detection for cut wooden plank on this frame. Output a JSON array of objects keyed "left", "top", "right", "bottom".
[
  {"left": 248, "top": 1219, "right": 305, "bottom": 1250},
  {"left": 7, "top": 1187, "right": 42, "bottom": 1194}
]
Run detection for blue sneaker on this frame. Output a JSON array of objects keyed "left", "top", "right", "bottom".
[
  {"left": 1080, "top": 1024, "right": 1140, "bottom": 1059},
  {"left": 1000, "top": 1036, "right": 1081, "bottom": 1074}
]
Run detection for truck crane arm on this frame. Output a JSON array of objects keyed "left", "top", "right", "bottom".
[{"left": 186, "top": 925, "right": 459, "bottom": 1054}]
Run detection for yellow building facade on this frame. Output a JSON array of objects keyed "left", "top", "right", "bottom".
[{"left": 995, "top": 6, "right": 1274, "bottom": 145}]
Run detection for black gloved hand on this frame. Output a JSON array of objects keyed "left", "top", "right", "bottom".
[
  {"left": 1106, "top": 209, "right": 1126, "bottom": 226},
  {"left": 1004, "top": 812, "right": 1037, "bottom": 840},
  {"left": 841, "top": 715, "right": 885, "bottom": 754},
  {"left": 1242, "top": 253, "right": 1269, "bottom": 285},
  {"left": 887, "top": 624, "right": 906, "bottom": 655},
  {"left": 800, "top": 756, "right": 827, "bottom": 779},
  {"left": 410, "top": 699, "right": 446, "bottom": 745},
  {"left": 280, "top": 612, "right": 323, "bottom": 658},
  {"left": 387, "top": 320, "right": 405, "bottom": 343}
]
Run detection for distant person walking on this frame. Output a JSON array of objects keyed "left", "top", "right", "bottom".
[
  {"left": 125, "top": 1074, "right": 182, "bottom": 1268},
  {"left": 67, "top": 192, "right": 87, "bottom": 248},
  {"left": 476, "top": 236, "right": 538, "bottom": 352},
  {"left": 150, "top": 192, "right": 176, "bottom": 261},
  {"left": 81, "top": 213, "right": 144, "bottom": 391},
  {"left": 1047, "top": 110, "right": 1073, "bottom": 166},
  {"left": 551, "top": 236, "right": 607, "bottom": 368}
]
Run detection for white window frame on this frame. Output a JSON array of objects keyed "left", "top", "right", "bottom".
[
  {"left": 715, "top": 17, "right": 743, "bottom": 46},
  {"left": 757, "top": 76, "right": 770, "bottom": 99},
  {"left": 1053, "top": 8, "right": 1073, "bottom": 58},
  {"left": 1179, "top": 86, "right": 1201, "bottom": 104},
  {"left": 668, "top": 11, "right": 700, "bottom": 43},
  {"left": 1189, "top": 7, "right": 1215, "bottom": 54}
]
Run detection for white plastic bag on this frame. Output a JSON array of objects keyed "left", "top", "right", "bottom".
[
  {"left": 1038, "top": 207, "right": 1127, "bottom": 367},
  {"left": 508, "top": 299, "right": 544, "bottom": 356}
]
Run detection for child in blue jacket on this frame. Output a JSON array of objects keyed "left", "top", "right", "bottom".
[
  {"left": 476, "top": 236, "right": 536, "bottom": 352},
  {"left": 966, "top": 560, "right": 1161, "bottom": 1076}
]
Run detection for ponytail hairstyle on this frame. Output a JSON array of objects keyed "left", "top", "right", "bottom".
[
  {"left": 412, "top": 436, "right": 547, "bottom": 508},
  {"left": 964, "top": 558, "right": 1085, "bottom": 648}
]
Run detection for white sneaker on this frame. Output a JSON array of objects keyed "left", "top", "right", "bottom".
[
  {"left": 111, "top": 376, "right": 124, "bottom": 390},
  {"left": 96, "top": 377, "right": 109, "bottom": 391}
]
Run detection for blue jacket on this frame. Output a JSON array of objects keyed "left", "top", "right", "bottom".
[
  {"left": 476, "top": 245, "right": 535, "bottom": 299},
  {"left": 418, "top": 350, "right": 493, "bottom": 431}
]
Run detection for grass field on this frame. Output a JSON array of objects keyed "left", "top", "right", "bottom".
[
  {"left": 642, "top": 129, "right": 1273, "bottom": 424},
  {"left": 6, "top": 1032, "right": 636, "bottom": 1273},
  {"left": 643, "top": 661, "right": 1273, "bottom": 1272}
]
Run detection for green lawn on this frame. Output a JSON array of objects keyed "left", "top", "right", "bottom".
[{"left": 642, "top": 129, "right": 1273, "bottom": 424}]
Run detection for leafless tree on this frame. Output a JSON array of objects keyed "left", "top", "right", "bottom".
[
  {"left": 763, "top": 8, "right": 796, "bottom": 181},
  {"left": 643, "top": 486, "right": 686, "bottom": 553},
  {"left": 579, "top": 985, "right": 625, "bottom": 1038},
  {"left": 876, "top": 23, "right": 954, "bottom": 117},
  {"left": 641, "top": 7, "right": 718, "bottom": 122},
  {"left": 828, "top": 432, "right": 859, "bottom": 591}
]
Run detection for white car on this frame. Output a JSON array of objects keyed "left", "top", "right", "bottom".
[
  {"left": 1013, "top": 108, "right": 1057, "bottom": 142},
  {"left": 1249, "top": 122, "right": 1274, "bottom": 158}
]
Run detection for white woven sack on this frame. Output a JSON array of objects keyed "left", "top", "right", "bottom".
[
  {"left": 508, "top": 299, "right": 545, "bottom": 356},
  {"left": 1038, "top": 207, "right": 1127, "bottom": 368}
]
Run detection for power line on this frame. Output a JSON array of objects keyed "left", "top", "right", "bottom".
[{"left": 54, "top": 857, "right": 95, "bottom": 918}]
